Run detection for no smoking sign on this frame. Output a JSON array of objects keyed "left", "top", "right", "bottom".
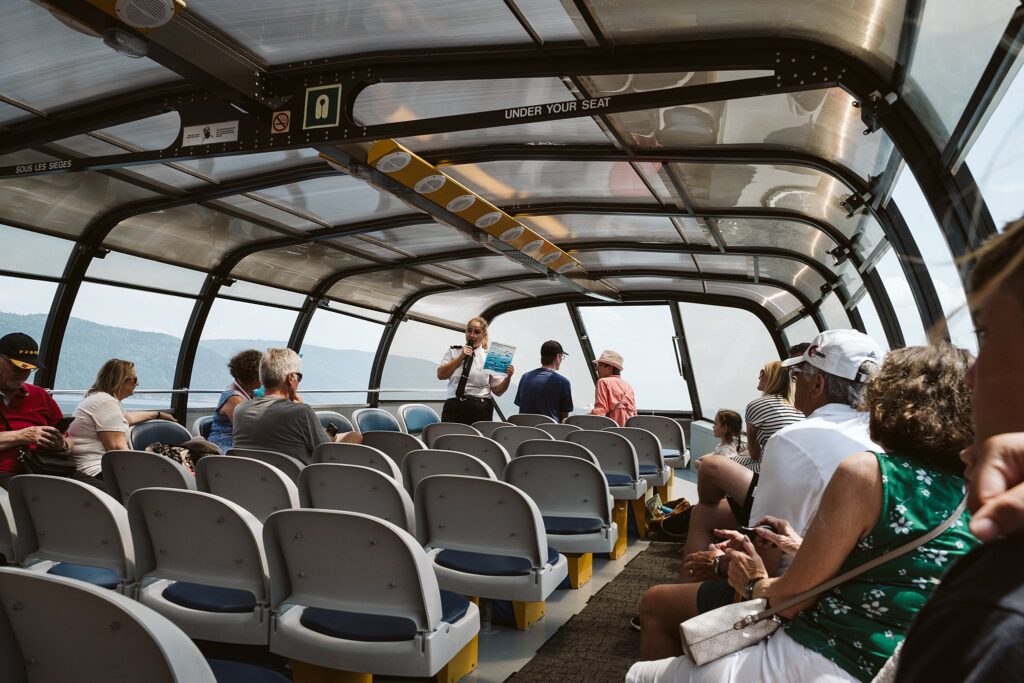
[{"left": 271, "top": 111, "right": 291, "bottom": 134}]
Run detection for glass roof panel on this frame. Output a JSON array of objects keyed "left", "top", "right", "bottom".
[
  {"left": 673, "top": 162, "right": 857, "bottom": 236},
  {"left": 431, "top": 255, "right": 533, "bottom": 280},
  {"left": 0, "top": 152, "right": 161, "bottom": 238},
  {"left": 325, "top": 301, "right": 391, "bottom": 322},
  {"left": 820, "top": 292, "right": 852, "bottom": 329},
  {"left": 520, "top": 213, "right": 686, "bottom": 244},
  {"left": 694, "top": 254, "right": 826, "bottom": 301},
  {"left": 714, "top": 217, "right": 838, "bottom": 259},
  {"left": 174, "top": 149, "right": 325, "bottom": 184},
  {"left": 327, "top": 270, "right": 450, "bottom": 312},
  {"left": 210, "top": 196, "right": 319, "bottom": 232},
  {"left": 0, "top": 224, "right": 74, "bottom": 277},
  {"left": 514, "top": 0, "right": 585, "bottom": 42},
  {"left": 239, "top": 176, "right": 415, "bottom": 228},
  {"left": 355, "top": 78, "right": 608, "bottom": 150},
  {"left": 104, "top": 205, "right": 284, "bottom": 270},
  {"left": 0, "top": 2, "right": 178, "bottom": 114},
  {"left": 586, "top": 0, "right": 903, "bottom": 79},
  {"left": 601, "top": 276, "right": 703, "bottom": 294},
  {"left": 445, "top": 160, "right": 659, "bottom": 204},
  {"left": 189, "top": 0, "right": 532, "bottom": 64},
  {"left": 87, "top": 252, "right": 206, "bottom": 295},
  {"left": 573, "top": 250, "right": 698, "bottom": 272},
  {"left": 231, "top": 244, "right": 376, "bottom": 293},
  {"left": 223, "top": 279, "right": 307, "bottom": 308},
  {"left": 904, "top": 0, "right": 1019, "bottom": 144},
  {"left": 704, "top": 281, "right": 803, "bottom": 321},
  {"left": 343, "top": 222, "right": 479, "bottom": 257},
  {"left": 0, "top": 101, "right": 33, "bottom": 127},
  {"left": 784, "top": 315, "right": 822, "bottom": 346}
]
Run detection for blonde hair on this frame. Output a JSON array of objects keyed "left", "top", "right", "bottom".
[
  {"left": 87, "top": 359, "right": 135, "bottom": 397},
  {"left": 466, "top": 316, "right": 490, "bottom": 350},
  {"left": 260, "top": 348, "right": 301, "bottom": 388},
  {"left": 761, "top": 360, "right": 794, "bottom": 403}
]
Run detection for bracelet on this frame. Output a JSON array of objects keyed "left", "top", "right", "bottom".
[
  {"left": 745, "top": 576, "right": 765, "bottom": 600},
  {"left": 712, "top": 554, "right": 723, "bottom": 577}
]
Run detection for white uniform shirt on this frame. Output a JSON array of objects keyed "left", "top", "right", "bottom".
[
  {"left": 440, "top": 345, "right": 502, "bottom": 399},
  {"left": 749, "top": 403, "right": 881, "bottom": 571}
]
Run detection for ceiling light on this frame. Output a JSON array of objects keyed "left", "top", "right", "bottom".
[
  {"left": 522, "top": 239, "right": 544, "bottom": 254},
  {"left": 475, "top": 212, "right": 501, "bottom": 229},
  {"left": 499, "top": 226, "right": 524, "bottom": 241},
  {"left": 102, "top": 27, "right": 148, "bottom": 58},
  {"left": 446, "top": 194, "right": 475, "bottom": 212},
  {"left": 374, "top": 151, "right": 411, "bottom": 173},
  {"left": 556, "top": 262, "right": 577, "bottom": 274},
  {"left": 414, "top": 174, "right": 445, "bottom": 194},
  {"left": 538, "top": 251, "right": 561, "bottom": 264}
]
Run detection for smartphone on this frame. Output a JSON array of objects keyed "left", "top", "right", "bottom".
[
  {"left": 738, "top": 524, "right": 773, "bottom": 540},
  {"left": 55, "top": 416, "right": 75, "bottom": 433},
  {"left": 324, "top": 421, "right": 339, "bottom": 438}
]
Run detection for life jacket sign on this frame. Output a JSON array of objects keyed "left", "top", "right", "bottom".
[{"left": 303, "top": 84, "right": 342, "bottom": 130}]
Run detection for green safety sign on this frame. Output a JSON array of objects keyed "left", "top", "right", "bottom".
[{"left": 303, "top": 84, "right": 343, "bottom": 130}]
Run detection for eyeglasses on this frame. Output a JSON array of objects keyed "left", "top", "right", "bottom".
[
  {"left": 291, "top": 372, "right": 304, "bottom": 382},
  {"left": 125, "top": 376, "right": 139, "bottom": 384}
]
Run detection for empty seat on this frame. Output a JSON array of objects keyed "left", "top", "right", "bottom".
[
  {"left": 191, "top": 415, "right": 213, "bottom": 439},
  {"left": 227, "top": 447, "right": 304, "bottom": 484},
  {"left": 361, "top": 431, "right": 425, "bottom": 471},
  {"left": 196, "top": 456, "right": 300, "bottom": 523},
  {"left": 626, "top": 415, "right": 690, "bottom": 468},
  {"left": 516, "top": 439, "right": 600, "bottom": 467},
  {"left": 102, "top": 450, "right": 197, "bottom": 506},
  {"left": 0, "top": 568, "right": 218, "bottom": 682},
  {"left": 565, "top": 414, "right": 618, "bottom": 430},
  {"left": 398, "top": 403, "right": 441, "bottom": 436},
  {"left": 8, "top": 475, "right": 134, "bottom": 593},
  {"left": 421, "top": 421, "right": 481, "bottom": 448},
  {"left": 129, "top": 488, "right": 271, "bottom": 645},
  {"left": 263, "top": 509, "right": 479, "bottom": 679},
  {"left": 432, "top": 433, "right": 511, "bottom": 475},
  {"left": 415, "top": 475, "right": 567, "bottom": 629},
  {"left": 491, "top": 425, "right": 551, "bottom": 462},
  {"left": 128, "top": 419, "right": 193, "bottom": 451},
  {"left": 311, "top": 442, "right": 402, "bottom": 483},
  {"left": 315, "top": 410, "right": 354, "bottom": 434},
  {"left": 402, "top": 449, "right": 496, "bottom": 496},
  {"left": 470, "top": 420, "right": 512, "bottom": 439},
  {"left": 536, "top": 423, "right": 583, "bottom": 440},
  {"left": 352, "top": 408, "right": 402, "bottom": 433},
  {"left": 508, "top": 414, "right": 556, "bottom": 427},
  {"left": 298, "top": 464, "right": 415, "bottom": 533},
  {"left": 0, "top": 488, "right": 16, "bottom": 566},
  {"left": 567, "top": 431, "right": 646, "bottom": 499},
  {"left": 608, "top": 426, "right": 671, "bottom": 488}
]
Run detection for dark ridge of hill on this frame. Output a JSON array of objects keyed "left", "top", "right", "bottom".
[{"left": 0, "top": 312, "right": 439, "bottom": 392}]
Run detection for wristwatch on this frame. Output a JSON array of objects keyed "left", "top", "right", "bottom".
[
  {"left": 711, "top": 554, "right": 723, "bottom": 577},
  {"left": 745, "top": 576, "right": 764, "bottom": 600}
]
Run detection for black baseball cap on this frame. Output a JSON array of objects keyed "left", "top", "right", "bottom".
[
  {"left": 0, "top": 332, "right": 45, "bottom": 370},
  {"left": 541, "top": 340, "right": 567, "bottom": 357}
]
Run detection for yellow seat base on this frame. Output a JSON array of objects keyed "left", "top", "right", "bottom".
[
  {"left": 435, "top": 634, "right": 479, "bottom": 683},
  {"left": 609, "top": 500, "right": 628, "bottom": 559},
  {"left": 513, "top": 599, "right": 546, "bottom": 629},
  {"left": 656, "top": 466, "right": 674, "bottom": 502},
  {"left": 290, "top": 661, "right": 371, "bottom": 683},
  {"left": 630, "top": 497, "right": 649, "bottom": 538},
  {"left": 566, "top": 552, "right": 593, "bottom": 588}
]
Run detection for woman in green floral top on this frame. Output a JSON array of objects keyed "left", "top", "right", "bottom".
[{"left": 626, "top": 344, "right": 977, "bottom": 683}]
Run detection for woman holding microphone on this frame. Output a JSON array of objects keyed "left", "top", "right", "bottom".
[{"left": 437, "top": 316, "right": 514, "bottom": 424}]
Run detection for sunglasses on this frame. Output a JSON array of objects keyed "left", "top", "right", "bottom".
[
  {"left": 292, "top": 372, "right": 304, "bottom": 382},
  {"left": 125, "top": 376, "right": 139, "bottom": 384}
]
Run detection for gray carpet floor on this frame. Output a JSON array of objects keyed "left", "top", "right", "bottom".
[{"left": 506, "top": 542, "right": 684, "bottom": 683}]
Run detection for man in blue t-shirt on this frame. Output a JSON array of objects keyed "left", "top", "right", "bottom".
[{"left": 514, "top": 340, "right": 573, "bottom": 423}]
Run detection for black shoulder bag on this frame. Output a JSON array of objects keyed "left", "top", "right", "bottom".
[{"left": 0, "top": 407, "right": 77, "bottom": 476}]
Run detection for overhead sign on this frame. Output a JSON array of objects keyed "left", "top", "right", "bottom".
[
  {"left": 303, "top": 84, "right": 342, "bottom": 130},
  {"left": 271, "top": 110, "right": 291, "bottom": 134},
  {"left": 181, "top": 120, "right": 239, "bottom": 147}
]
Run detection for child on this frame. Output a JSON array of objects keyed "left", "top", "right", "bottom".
[{"left": 710, "top": 409, "right": 743, "bottom": 457}]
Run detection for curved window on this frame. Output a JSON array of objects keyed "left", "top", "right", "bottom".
[
  {"left": 0, "top": 225, "right": 74, "bottom": 277},
  {"left": 873, "top": 249, "right": 927, "bottom": 347},
  {"left": 856, "top": 298, "right": 891, "bottom": 352},
  {"left": 783, "top": 315, "right": 820, "bottom": 350},
  {"left": 301, "top": 308, "right": 385, "bottom": 405},
  {"left": 381, "top": 320, "right": 460, "bottom": 403}
]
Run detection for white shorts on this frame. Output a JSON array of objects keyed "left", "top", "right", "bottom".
[{"left": 626, "top": 631, "right": 858, "bottom": 683}]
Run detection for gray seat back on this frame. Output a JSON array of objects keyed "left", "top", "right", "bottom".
[
  {"left": 397, "top": 403, "right": 441, "bottom": 436},
  {"left": 0, "top": 488, "right": 16, "bottom": 565},
  {"left": 415, "top": 475, "right": 547, "bottom": 565},
  {"left": 0, "top": 568, "right": 217, "bottom": 683},
  {"left": 315, "top": 410, "right": 354, "bottom": 434},
  {"left": 195, "top": 456, "right": 299, "bottom": 523},
  {"left": 402, "top": 449, "right": 496, "bottom": 496},
  {"left": 298, "top": 464, "right": 415, "bottom": 533},
  {"left": 361, "top": 431, "right": 425, "bottom": 471},
  {"left": 432, "top": 434, "right": 511, "bottom": 475},
  {"left": 263, "top": 509, "right": 442, "bottom": 630},
  {"left": 565, "top": 414, "right": 618, "bottom": 430},
  {"left": 536, "top": 423, "right": 583, "bottom": 440},
  {"left": 311, "top": 442, "right": 402, "bottom": 483},
  {"left": 128, "top": 488, "right": 269, "bottom": 603},
  {"left": 8, "top": 475, "right": 134, "bottom": 586},
  {"left": 504, "top": 455, "right": 612, "bottom": 523},
  {"left": 352, "top": 408, "right": 402, "bottom": 433},
  {"left": 516, "top": 439, "right": 600, "bottom": 466},
  {"left": 508, "top": 414, "right": 556, "bottom": 427},
  {"left": 491, "top": 426, "right": 551, "bottom": 462},
  {"left": 469, "top": 421, "right": 512, "bottom": 438},
  {"left": 420, "top": 422, "right": 481, "bottom": 448},
  {"left": 227, "top": 447, "right": 304, "bottom": 483},
  {"left": 191, "top": 415, "right": 213, "bottom": 438},
  {"left": 568, "top": 430, "right": 640, "bottom": 479},
  {"left": 626, "top": 415, "right": 686, "bottom": 452},
  {"left": 102, "top": 450, "right": 196, "bottom": 506},
  {"left": 607, "top": 427, "right": 666, "bottom": 470}
]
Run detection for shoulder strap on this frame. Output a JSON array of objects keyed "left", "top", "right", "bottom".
[{"left": 744, "top": 496, "right": 967, "bottom": 627}]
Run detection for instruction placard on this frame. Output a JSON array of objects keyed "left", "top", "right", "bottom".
[
  {"left": 303, "top": 84, "right": 342, "bottom": 130},
  {"left": 483, "top": 342, "right": 515, "bottom": 374},
  {"left": 182, "top": 120, "right": 239, "bottom": 147}
]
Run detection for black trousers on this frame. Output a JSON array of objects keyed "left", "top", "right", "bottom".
[{"left": 441, "top": 396, "right": 493, "bottom": 425}]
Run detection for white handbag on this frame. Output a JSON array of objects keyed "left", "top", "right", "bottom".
[{"left": 679, "top": 498, "right": 966, "bottom": 666}]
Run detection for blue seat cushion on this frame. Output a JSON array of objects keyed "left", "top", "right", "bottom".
[
  {"left": 543, "top": 515, "right": 606, "bottom": 535},
  {"left": 300, "top": 590, "right": 470, "bottom": 642},
  {"left": 163, "top": 581, "right": 258, "bottom": 613},
  {"left": 604, "top": 472, "right": 634, "bottom": 487},
  {"left": 662, "top": 448, "right": 681, "bottom": 458},
  {"left": 638, "top": 464, "right": 660, "bottom": 475},
  {"left": 435, "top": 547, "right": 560, "bottom": 577},
  {"left": 206, "top": 659, "right": 292, "bottom": 683},
  {"left": 48, "top": 563, "right": 119, "bottom": 589}
]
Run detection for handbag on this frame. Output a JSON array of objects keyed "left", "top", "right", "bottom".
[
  {"left": 679, "top": 497, "right": 967, "bottom": 666},
  {"left": 0, "top": 408, "right": 77, "bottom": 477}
]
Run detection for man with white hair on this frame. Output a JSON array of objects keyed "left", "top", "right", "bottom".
[{"left": 232, "top": 348, "right": 360, "bottom": 464}]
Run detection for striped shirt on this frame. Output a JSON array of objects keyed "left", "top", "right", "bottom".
[{"left": 744, "top": 394, "right": 804, "bottom": 449}]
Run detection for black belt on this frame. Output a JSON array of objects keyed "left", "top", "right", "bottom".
[{"left": 448, "top": 396, "right": 489, "bottom": 403}]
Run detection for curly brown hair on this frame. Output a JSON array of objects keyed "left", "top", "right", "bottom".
[
  {"left": 228, "top": 349, "right": 262, "bottom": 386},
  {"left": 864, "top": 344, "right": 973, "bottom": 472}
]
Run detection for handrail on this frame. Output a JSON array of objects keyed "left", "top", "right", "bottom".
[{"left": 47, "top": 388, "right": 449, "bottom": 395}]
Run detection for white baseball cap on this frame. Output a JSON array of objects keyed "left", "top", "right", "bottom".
[{"left": 781, "top": 329, "right": 883, "bottom": 382}]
